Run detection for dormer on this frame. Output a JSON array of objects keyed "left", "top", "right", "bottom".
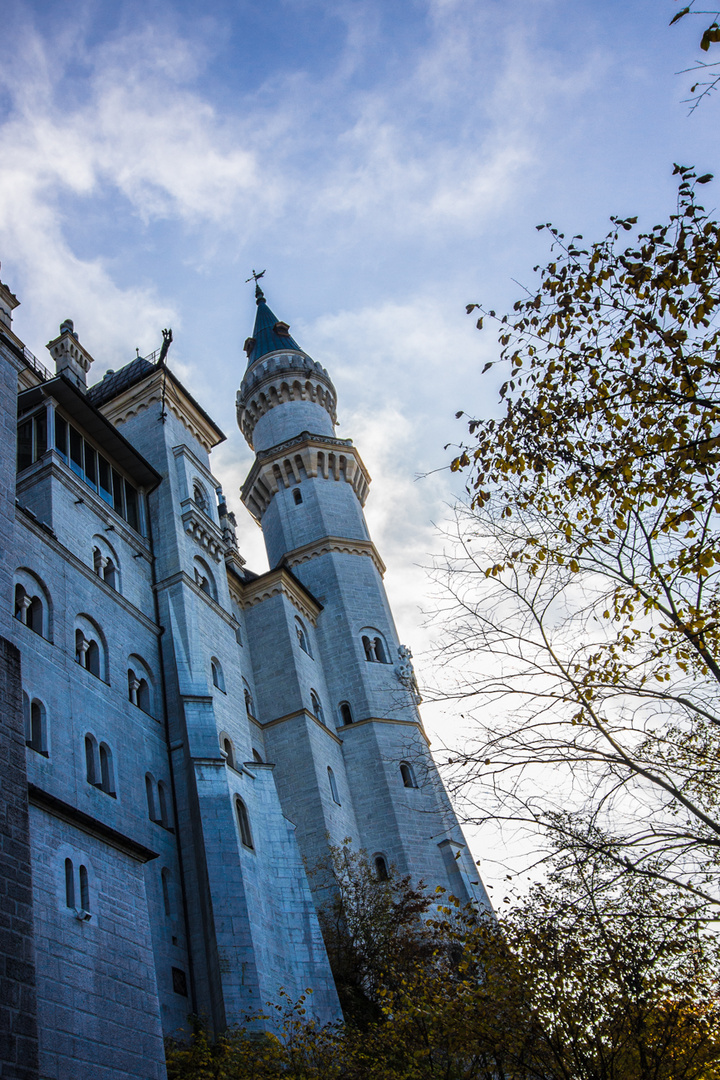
[{"left": 46, "top": 320, "right": 96, "bottom": 392}]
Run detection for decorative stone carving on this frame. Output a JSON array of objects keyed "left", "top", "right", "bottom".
[
  {"left": 395, "top": 644, "right": 422, "bottom": 704},
  {"left": 181, "top": 506, "right": 224, "bottom": 562}
]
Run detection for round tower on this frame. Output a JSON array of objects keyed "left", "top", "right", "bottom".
[{"left": 236, "top": 284, "right": 488, "bottom": 907}]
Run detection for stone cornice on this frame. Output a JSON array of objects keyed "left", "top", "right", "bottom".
[
  {"left": 229, "top": 565, "right": 321, "bottom": 625},
  {"left": 283, "top": 535, "right": 386, "bottom": 577},
  {"left": 180, "top": 501, "right": 224, "bottom": 563},
  {"left": 260, "top": 707, "right": 343, "bottom": 744},
  {"left": 338, "top": 716, "right": 430, "bottom": 746},
  {"left": 29, "top": 784, "right": 159, "bottom": 863},
  {"left": 100, "top": 369, "right": 224, "bottom": 452},
  {"left": 241, "top": 432, "right": 371, "bottom": 520}
]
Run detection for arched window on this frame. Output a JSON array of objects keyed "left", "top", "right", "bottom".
[
  {"left": 75, "top": 617, "right": 105, "bottom": 681},
  {"left": 193, "top": 482, "right": 209, "bottom": 514},
  {"left": 293, "top": 488, "right": 303, "bottom": 505},
  {"left": 400, "top": 762, "right": 417, "bottom": 789},
  {"left": 295, "top": 618, "right": 312, "bottom": 656},
  {"left": 244, "top": 683, "right": 255, "bottom": 717},
  {"left": 361, "top": 628, "right": 390, "bottom": 664},
  {"left": 339, "top": 701, "right": 353, "bottom": 726},
  {"left": 79, "top": 865, "right": 90, "bottom": 912},
  {"left": 128, "top": 656, "right": 154, "bottom": 716},
  {"left": 193, "top": 557, "right": 217, "bottom": 600},
  {"left": 99, "top": 743, "right": 115, "bottom": 796},
  {"left": 310, "top": 690, "right": 325, "bottom": 726},
  {"left": 158, "top": 781, "right": 170, "bottom": 828},
  {"left": 65, "top": 858, "right": 75, "bottom": 908},
  {"left": 328, "top": 767, "right": 341, "bottom": 805},
  {"left": 222, "top": 737, "right": 235, "bottom": 769},
  {"left": 146, "top": 773, "right": 157, "bottom": 821},
  {"left": 14, "top": 581, "right": 45, "bottom": 637},
  {"left": 27, "top": 699, "right": 47, "bottom": 755},
  {"left": 374, "top": 854, "right": 389, "bottom": 881},
  {"left": 161, "top": 868, "right": 172, "bottom": 917},
  {"left": 93, "top": 541, "right": 120, "bottom": 591},
  {"left": 252, "top": 747, "right": 263, "bottom": 763},
  {"left": 211, "top": 658, "right": 225, "bottom": 692},
  {"left": 236, "top": 798, "right": 254, "bottom": 850},
  {"left": 85, "top": 734, "right": 99, "bottom": 786}
]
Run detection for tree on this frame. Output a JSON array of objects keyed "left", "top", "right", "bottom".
[
  {"left": 439, "top": 167, "right": 720, "bottom": 905},
  {"left": 166, "top": 851, "right": 720, "bottom": 1080},
  {"left": 308, "top": 842, "right": 434, "bottom": 1026}
]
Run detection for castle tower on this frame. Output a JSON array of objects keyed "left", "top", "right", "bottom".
[{"left": 237, "top": 284, "right": 489, "bottom": 904}]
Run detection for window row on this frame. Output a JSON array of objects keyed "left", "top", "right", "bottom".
[
  {"left": 65, "top": 858, "right": 91, "bottom": 919},
  {"left": 64, "top": 858, "right": 178, "bottom": 923},
  {"left": 18, "top": 409, "right": 144, "bottom": 534}
]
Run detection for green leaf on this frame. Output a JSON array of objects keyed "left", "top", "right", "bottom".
[
  {"left": 700, "top": 24, "right": 720, "bottom": 51},
  {"left": 670, "top": 5, "right": 691, "bottom": 25}
]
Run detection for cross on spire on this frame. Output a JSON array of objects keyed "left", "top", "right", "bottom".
[{"left": 245, "top": 268, "right": 266, "bottom": 301}]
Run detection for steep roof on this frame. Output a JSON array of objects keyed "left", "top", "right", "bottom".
[
  {"left": 244, "top": 289, "right": 305, "bottom": 368},
  {"left": 87, "top": 356, "right": 155, "bottom": 408}
]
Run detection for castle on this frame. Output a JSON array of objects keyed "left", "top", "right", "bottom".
[{"left": 0, "top": 268, "right": 489, "bottom": 1080}]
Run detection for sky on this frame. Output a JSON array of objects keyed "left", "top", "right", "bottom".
[{"left": 1, "top": 0, "right": 718, "bottom": 890}]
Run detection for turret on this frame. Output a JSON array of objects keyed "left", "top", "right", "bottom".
[{"left": 236, "top": 281, "right": 337, "bottom": 453}]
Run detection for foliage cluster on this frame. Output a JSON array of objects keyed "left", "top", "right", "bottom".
[{"left": 166, "top": 847, "right": 720, "bottom": 1080}]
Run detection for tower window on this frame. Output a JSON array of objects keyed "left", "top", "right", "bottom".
[
  {"left": 211, "top": 658, "right": 225, "bottom": 692},
  {"left": 27, "top": 699, "right": 48, "bottom": 756},
  {"left": 295, "top": 618, "right": 312, "bottom": 656},
  {"left": 339, "top": 701, "right": 353, "bottom": 726},
  {"left": 193, "top": 482, "right": 209, "bottom": 514},
  {"left": 362, "top": 629, "right": 390, "bottom": 664},
  {"left": 293, "top": 488, "right": 303, "bottom": 505},
  {"left": 400, "top": 762, "right": 418, "bottom": 789},
  {"left": 65, "top": 858, "right": 75, "bottom": 908},
  {"left": 374, "top": 854, "right": 389, "bottom": 881},
  {"left": 162, "top": 868, "right": 172, "bottom": 917},
  {"left": 79, "top": 865, "right": 90, "bottom": 913},
  {"left": 244, "top": 684, "right": 255, "bottom": 717},
  {"left": 75, "top": 620, "right": 105, "bottom": 681},
  {"left": 328, "top": 767, "right": 341, "bottom": 805},
  {"left": 236, "top": 797, "right": 254, "bottom": 850},
  {"left": 310, "top": 691, "right": 325, "bottom": 727},
  {"left": 222, "top": 737, "right": 235, "bottom": 769},
  {"left": 99, "top": 743, "right": 116, "bottom": 796},
  {"left": 85, "top": 734, "right": 99, "bottom": 786},
  {"left": 146, "top": 773, "right": 157, "bottom": 821}
]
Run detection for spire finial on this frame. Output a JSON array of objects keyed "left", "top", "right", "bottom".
[{"left": 246, "top": 268, "right": 266, "bottom": 303}]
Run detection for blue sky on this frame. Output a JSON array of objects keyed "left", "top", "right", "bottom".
[{"left": 1, "top": 0, "right": 718, "bottom": 880}]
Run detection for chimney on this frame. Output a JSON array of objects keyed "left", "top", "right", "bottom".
[
  {"left": 0, "top": 263, "right": 20, "bottom": 331},
  {"left": 46, "top": 320, "right": 96, "bottom": 391}
]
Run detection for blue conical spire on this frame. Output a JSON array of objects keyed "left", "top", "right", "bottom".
[{"left": 243, "top": 282, "right": 304, "bottom": 368}]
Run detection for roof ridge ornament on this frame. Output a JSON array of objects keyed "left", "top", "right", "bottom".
[{"left": 245, "top": 268, "right": 266, "bottom": 303}]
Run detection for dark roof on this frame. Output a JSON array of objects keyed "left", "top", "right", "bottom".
[
  {"left": 87, "top": 355, "right": 226, "bottom": 446},
  {"left": 87, "top": 356, "right": 155, "bottom": 408},
  {"left": 245, "top": 293, "right": 306, "bottom": 368}
]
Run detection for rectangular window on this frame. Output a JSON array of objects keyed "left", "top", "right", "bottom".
[
  {"left": 98, "top": 456, "right": 113, "bottom": 507},
  {"left": 124, "top": 481, "right": 139, "bottom": 532},
  {"left": 69, "top": 428, "right": 84, "bottom": 478},
  {"left": 112, "top": 469, "right": 124, "bottom": 516},
  {"left": 55, "top": 415, "right": 68, "bottom": 460},
  {"left": 17, "top": 420, "right": 33, "bottom": 472},
  {"left": 84, "top": 442, "right": 97, "bottom": 489},
  {"left": 34, "top": 411, "right": 47, "bottom": 459}
]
